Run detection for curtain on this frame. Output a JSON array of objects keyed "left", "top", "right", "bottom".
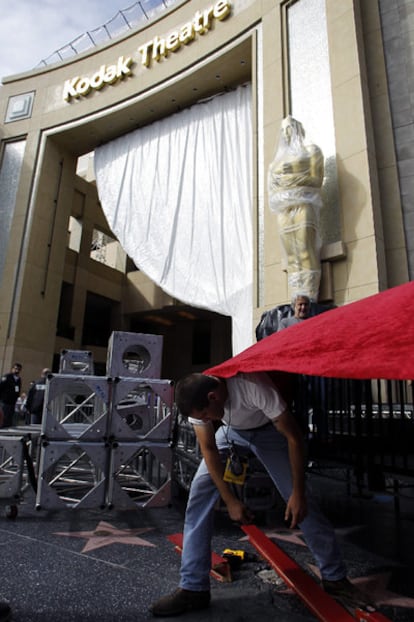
[{"left": 94, "top": 84, "right": 253, "bottom": 354}]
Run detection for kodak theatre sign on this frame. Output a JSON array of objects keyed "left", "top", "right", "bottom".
[{"left": 63, "top": 0, "right": 232, "bottom": 102}]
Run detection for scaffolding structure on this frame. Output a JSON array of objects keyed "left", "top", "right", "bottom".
[{"left": 35, "top": 1, "right": 179, "bottom": 70}]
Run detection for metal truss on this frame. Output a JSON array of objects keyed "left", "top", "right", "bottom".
[{"left": 33, "top": 371, "right": 174, "bottom": 511}]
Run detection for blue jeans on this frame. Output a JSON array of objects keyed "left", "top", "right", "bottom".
[{"left": 179, "top": 423, "right": 346, "bottom": 591}]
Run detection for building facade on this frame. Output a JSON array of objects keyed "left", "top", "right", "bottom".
[{"left": 0, "top": 0, "right": 411, "bottom": 383}]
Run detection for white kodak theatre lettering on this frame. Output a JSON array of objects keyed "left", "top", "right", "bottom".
[
  {"left": 63, "top": 56, "right": 133, "bottom": 101},
  {"left": 138, "top": 0, "right": 232, "bottom": 67}
]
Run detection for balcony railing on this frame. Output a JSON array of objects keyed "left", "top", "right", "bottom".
[{"left": 35, "top": 0, "right": 179, "bottom": 69}]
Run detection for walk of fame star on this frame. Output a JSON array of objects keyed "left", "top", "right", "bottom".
[
  {"left": 240, "top": 525, "right": 365, "bottom": 548},
  {"left": 239, "top": 527, "right": 307, "bottom": 547},
  {"left": 239, "top": 527, "right": 414, "bottom": 610},
  {"left": 54, "top": 520, "right": 156, "bottom": 552},
  {"left": 307, "top": 565, "right": 414, "bottom": 610}
]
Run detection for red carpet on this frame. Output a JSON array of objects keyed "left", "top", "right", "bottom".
[{"left": 206, "top": 281, "right": 414, "bottom": 380}]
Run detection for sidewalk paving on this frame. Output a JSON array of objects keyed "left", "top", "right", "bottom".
[{"left": 0, "top": 472, "right": 413, "bottom": 621}]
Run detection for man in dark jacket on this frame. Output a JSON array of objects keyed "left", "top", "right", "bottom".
[
  {"left": 0, "top": 363, "right": 22, "bottom": 428},
  {"left": 25, "top": 368, "right": 51, "bottom": 425}
]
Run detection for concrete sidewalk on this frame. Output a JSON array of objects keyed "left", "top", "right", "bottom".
[{"left": 0, "top": 472, "right": 413, "bottom": 621}]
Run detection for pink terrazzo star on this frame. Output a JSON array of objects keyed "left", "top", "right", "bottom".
[
  {"left": 241, "top": 525, "right": 365, "bottom": 548},
  {"left": 240, "top": 526, "right": 414, "bottom": 610},
  {"left": 308, "top": 565, "right": 414, "bottom": 610},
  {"left": 240, "top": 527, "right": 307, "bottom": 547},
  {"left": 54, "top": 520, "right": 156, "bottom": 552}
]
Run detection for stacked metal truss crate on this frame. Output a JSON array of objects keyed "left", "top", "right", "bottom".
[
  {"left": 35, "top": 333, "right": 174, "bottom": 511},
  {"left": 0, "top": 433, "right": 29, "bottom": 514},
  {"left": 59, "top": 349, "right": 94, "bottom": 375},
  {"left": 0, "top": 426, "right": 41, "bottom": 517}
]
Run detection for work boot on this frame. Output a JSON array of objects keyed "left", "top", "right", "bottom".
[
  {"left": 150, "top": 588, "right": 210, "bottom": 617},
  {"left": 0, "top": 601, "right": 11, "bottom": 622},
  {"left": 322, "top": 577, "right": 376, "bottom": 613}
]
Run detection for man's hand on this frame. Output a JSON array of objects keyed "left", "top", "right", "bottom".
[
  {"left": 285, "top": 491, "right": 307, "bottom": 528},
  {"left": 193, "top": 423, "right": 255, "bottom": 525},
  {"left": 226, "top": 497, "right": 254, "bottom": 524}
]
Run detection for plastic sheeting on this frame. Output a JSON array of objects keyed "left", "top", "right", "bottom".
[
  {"left": 268, "top": 116, "right": 324, "bottom": 301},
  {"left": 94, "top": 84, "right": 253, "bottom": 354}
]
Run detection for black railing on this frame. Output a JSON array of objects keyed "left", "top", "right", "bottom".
[
  {"left": 295, "top": 376, "right": 413, "bottom": 471},
  {"left": 294, "top": 375, "right": 414, "bottom": 507}
]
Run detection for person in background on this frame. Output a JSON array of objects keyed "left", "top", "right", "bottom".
[
  {"left": 0, "top": 363, "right": 22, "bottom": 428},
  {"left": 278, "top": 293, "right": 311, "bottom": 330},
  {"left": 25, "top": 368, "right": 51, "bottom": 425}
]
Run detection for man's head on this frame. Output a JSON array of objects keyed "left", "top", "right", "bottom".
[
  {"left": 12, "top": 363, "right": 22, "bottom": 374},
  {"left": 175, "top": 373, "right": 227, "bottom": 422},
  {"left": 292, "top": 294, "right": 310, "bottom": 320},
  {"left": 42, "top": 368, "right": 51, "bottom": 378}
]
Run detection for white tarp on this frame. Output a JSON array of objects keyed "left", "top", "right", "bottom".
[{"left": 94, "top": 84, "right": 253, "bottom": 354}]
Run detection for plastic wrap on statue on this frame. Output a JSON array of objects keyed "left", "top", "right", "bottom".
[{"left": 268, "top": 116, "right": 324, "bottom": 301}]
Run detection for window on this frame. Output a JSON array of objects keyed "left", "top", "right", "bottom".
[
  {"left": 287, "top": 0, "right": 340, "bottom": 243},
  {"left": 0, "top": 139, "right": 26, "bottom": 284},
  {"left": 82, "top": 291, "right": 119, "bottom": 347},
  {"left": 56, "top": 282, "right": 75, "bottom": 339},
  {"left": 90, "top": 227, "right": 127, "bottom": 272},
  {"left": 192, "top": 320, "right": 211, "bottom": 365},
  {"left": 68, "top": 216, "right": 82, "bottom": 252}
]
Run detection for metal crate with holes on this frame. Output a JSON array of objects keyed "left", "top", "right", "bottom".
[
  {"left": 34, "top": 371, "right": 174, "bottom": 510},
  {"left": 35, "top": 440, "right": 109, "bottom": 510},
  {"left": 109, "top": 377, "right": 175, "bottom": 442},
  {"left": 59, "top": 349, "right": 94, "bottom": 375},
  {"left": 41, "top": 374, "right": 111, "bottom": 442},
  {"left": 106, "top": 331, "right": 163, "bottom": 379},
  {"left": 106, "top": 441, "right": 172, "bottom": 509},
  {"left": 0, "top": 430, "right": 41, "bottom": 517}
]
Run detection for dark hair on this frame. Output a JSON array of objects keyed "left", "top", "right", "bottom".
[
  {"left": 175, "top": 373, "right": 220, "bottom": 417},
  {"left": 13, "top": 363, "right": 22, "bottom": 370}
]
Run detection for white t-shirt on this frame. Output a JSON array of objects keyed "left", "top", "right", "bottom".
[{"left": 189, "top": 372, "right": 286, "bottom": 430}]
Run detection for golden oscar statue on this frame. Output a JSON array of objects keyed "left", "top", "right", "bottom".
[{"left": 268, "top": 115, "right": 324, "bottom": 301}]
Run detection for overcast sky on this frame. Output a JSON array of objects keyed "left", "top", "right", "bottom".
[{"left": 0, "top": 0, "right": 138, "bottom": 81}]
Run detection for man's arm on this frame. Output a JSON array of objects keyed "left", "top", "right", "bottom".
[
  {"left": 194, "top": 423, "right": 254, "bottom": 524},
  {"left": 273, "top": 409, "right": 307, "bottom": 528}
]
